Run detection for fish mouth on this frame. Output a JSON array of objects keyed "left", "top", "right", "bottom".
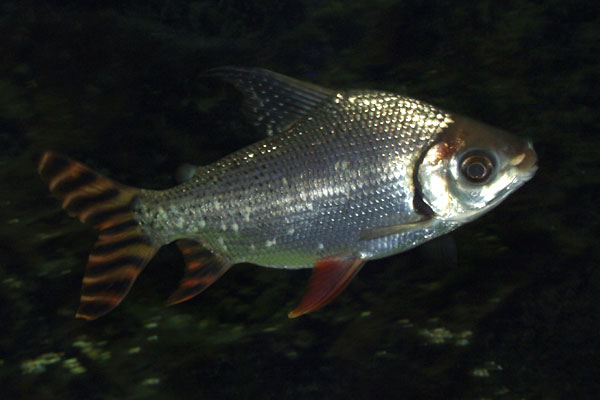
[{"left": 513, "top": 140, "right": 538, "bottom": 180}]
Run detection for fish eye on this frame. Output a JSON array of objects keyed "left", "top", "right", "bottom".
[{"left": 460, "top": 151, "right": 495, "bottom": 184}]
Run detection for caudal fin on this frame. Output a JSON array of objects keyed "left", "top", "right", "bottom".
[{"left": 38, "top": 152, "right": 159, "bottom": 320}]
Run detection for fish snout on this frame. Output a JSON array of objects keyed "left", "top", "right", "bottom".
[{"left": 514, "top": 141, "right": 538, "bottom": 178}]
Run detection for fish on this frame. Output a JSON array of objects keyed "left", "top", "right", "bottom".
[{"left": 37, "top": 67, "right": 538, "bottom": 320}]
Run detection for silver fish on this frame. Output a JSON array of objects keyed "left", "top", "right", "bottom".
[{"left": 38, "top": 67, "right": 537, "bottom": 320}]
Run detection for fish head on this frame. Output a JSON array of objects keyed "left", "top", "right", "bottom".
[{"left": 417, "top": 115, "right": 537, "bottom": 223}]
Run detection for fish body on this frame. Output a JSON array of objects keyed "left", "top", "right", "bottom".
[
  {"left": 38, "top": 68, "right": 537, "bottom": 320},
  {"left": 136, "top": 90, "right": 454, "bottom": 267}
]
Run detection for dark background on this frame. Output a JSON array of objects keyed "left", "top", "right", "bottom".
[{"left": 1, "top": 1, "right": 598, "bottom": 399}]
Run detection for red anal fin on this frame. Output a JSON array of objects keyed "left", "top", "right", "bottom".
[
  {"left": 167, "top": 239, "right": 233, "bottom": 305},
  {"left": 38, "top": 152, "right": 160, "bottom": 320},
  {"left": 289, "top": 256, "right": 365, "bottom": 318}
]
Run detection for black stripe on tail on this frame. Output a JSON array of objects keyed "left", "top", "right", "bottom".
[{"left": 38, "top": 152, "right": 159, "bottom": 320}]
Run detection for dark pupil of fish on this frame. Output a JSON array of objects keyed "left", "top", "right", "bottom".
[
  {"left": 461, "top": 154, "right": 493, "bottom": 183},
  {"left": 467, "top": 162, "right": 486, "bottom": 178}
]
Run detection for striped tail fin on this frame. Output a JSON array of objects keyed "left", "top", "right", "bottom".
[{"left": 38, "top": 152, "right": 159, "bottom": 320}]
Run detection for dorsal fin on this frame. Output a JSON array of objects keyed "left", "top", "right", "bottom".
[{"left": 205, "top": 67, "right": 334, "bottom": 136}]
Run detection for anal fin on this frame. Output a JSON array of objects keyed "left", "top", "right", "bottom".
[
  {"left": 289, "top": 256, "right": 365, "bottom": 318},
  {"left": 167, "top": 239, "right": 233, "bottom": 305}
]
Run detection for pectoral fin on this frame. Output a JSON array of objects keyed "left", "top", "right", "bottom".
[
  {"left": 167, "top": 239, "right": 233, "bottom": 305},
  {"left": 359, "top": 218, "right": 435, "bottom": 241},
  {"left": 289, "top": 256, "right": 365, "bottom": 318}
]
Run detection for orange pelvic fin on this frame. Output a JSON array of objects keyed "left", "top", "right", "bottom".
[
  {"left": 167, "top": 239, "right": 233, "bottom": 305},
  {"left": 38, "top": 152, "right": 159, "bottom": 320},
  {"left": 289, "top": 256, "right": 365, "bottom": 318}
]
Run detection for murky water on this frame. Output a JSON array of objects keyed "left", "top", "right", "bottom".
[{"left": 1, "top": 1, "right": 598, "bottom": 399}]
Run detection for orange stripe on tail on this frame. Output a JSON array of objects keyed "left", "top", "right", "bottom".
[{"left": 38, "top": 152, "right": 159, "bottom": 320}]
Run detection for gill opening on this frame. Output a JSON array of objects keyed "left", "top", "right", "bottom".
[{"left": 412, "top": 144, "right": 436, "bottom": 218}]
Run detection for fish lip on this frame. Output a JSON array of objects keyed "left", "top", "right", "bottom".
[{"left": 516, "top": 140, "right": 538, "bottom": 178}]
